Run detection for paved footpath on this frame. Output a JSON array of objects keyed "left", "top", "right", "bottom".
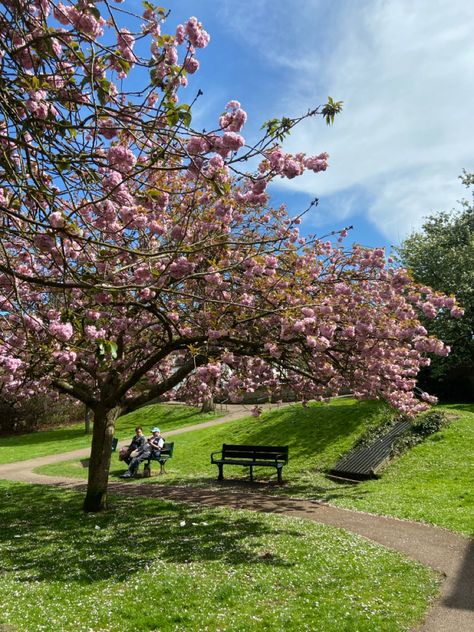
[{"left": 0, "top": 404, "right": 472, "bottom": 631}]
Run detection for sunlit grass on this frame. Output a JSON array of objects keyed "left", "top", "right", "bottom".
[
  {"left": 0, "top": 403, "right": 220, "bottom": 464},
  {"left": 326, "top": 403, "right": 474, "bottom": 537},
  {"left": 0, "top": 480, "right": 438, "bottom": 632},
  {"left": 39, "top": 398, "right": 380, "bottom": 481},
  {"left": 37, "top": 400, "right": 474, "bottom": 536}
]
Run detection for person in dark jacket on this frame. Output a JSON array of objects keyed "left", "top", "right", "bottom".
[
  {"left": 119, "top": 427, "right": 164, "bottom": 479},
  {"left": 119, "top": 426, "right": 146, "bottom": 465}
]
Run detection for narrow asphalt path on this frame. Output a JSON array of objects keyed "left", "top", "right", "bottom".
[{"left": 0, "top": 404, "right": 472, "bottom": 631}]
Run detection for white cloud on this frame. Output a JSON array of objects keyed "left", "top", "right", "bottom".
[{"left": 218, "top": 0, "right": 474, "bottom": 241}]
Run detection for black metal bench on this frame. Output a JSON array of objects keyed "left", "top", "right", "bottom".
[
  {"left": 111, "top": 437, "right": 118, "bottom": 452},
  {"left": 143, "top": 442, "right": 174, "bottom": 477},
  {"left": 211, "top": 444, "right": 289, "bottom": 484}
]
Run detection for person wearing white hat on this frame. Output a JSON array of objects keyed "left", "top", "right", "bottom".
[
  {"left": 148, "top": 427, "right": 164, "bottom": 455},
  {"left": 119, "top": 426, "right": 164, "bottom": 479}
]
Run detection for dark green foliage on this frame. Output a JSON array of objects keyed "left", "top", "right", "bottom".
[
  {"left": 391, "top": 410, "right": 452, "bottom": 457},
  {"left": 396, "top": 172, "right": 474, "bottom": 401},
  {"left": 0, "top": 394, "right": 81, "bottom": 435},
  {"left": 352, "top": 408, "right": 453, "bottom": 459},
  {"left": 352, "top": 408, "right": 402, "bottom": 448}
]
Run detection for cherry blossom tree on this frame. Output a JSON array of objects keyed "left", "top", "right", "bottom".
[{"left": 0, "top": 1, "right": 462, "bottom": 511}]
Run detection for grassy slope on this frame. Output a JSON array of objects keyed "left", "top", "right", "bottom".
[
  {"left": 0, "top": 480, "right": 438, "bottom": 632},
  {"left": 39, "top": 398, "right": 381, "bottom": 481},
  {"left": 329, "top": 403, "right": 474, "bottom": 537},
  {"left": 0, "top": 403, "right": 220, "bottom": 464},
  {"left": 38, "top": 399, "right": 474, "bottom": 536}
]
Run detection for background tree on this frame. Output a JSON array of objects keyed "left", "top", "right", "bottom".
[
  {"left": 0, "top": 1, "right": 462, "bottom": 512},
  {"left": 397, "top": 172, "right": 474, "bottom": 401}
]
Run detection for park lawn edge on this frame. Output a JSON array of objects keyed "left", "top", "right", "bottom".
[{"left": 0, "top": 479, "right": 440, "bottom": 632}]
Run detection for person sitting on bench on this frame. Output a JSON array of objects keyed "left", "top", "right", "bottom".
[
  {"left": 119, "top": 427, "right": 164, "bottom": 479},
  {"left": 118, "top": 426, "right": 146, "bottom": 465}
]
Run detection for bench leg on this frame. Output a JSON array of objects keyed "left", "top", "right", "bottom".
[
  {"left": 159, "top": 460, "right": 165, "bottom": 475},
  {"left": 277, "top": 466, "right": 282, "bottom": 484},
  {"left": 249, "top": 465, "right": 254, "bottom": 482},
  {"left": 218, "top": 463, "right": 224, "bottom": 481},
  {"left": 143, "top": 463, "right": 151, "bottom": 478}
]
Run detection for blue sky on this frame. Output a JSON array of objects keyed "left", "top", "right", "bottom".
[{"left": 152, "top": 1, "right": 474, "bottom": 252}]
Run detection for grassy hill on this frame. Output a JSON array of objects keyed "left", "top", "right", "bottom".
[
  {"left": 37, "top": 398, "right": 474, "bottom": 536},
  {"left": 0, "top": 403, "right": 220, "bottom": 464}
]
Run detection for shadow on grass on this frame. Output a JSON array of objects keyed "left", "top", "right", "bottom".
[
  {"left": 237, "top": 400, "right": 382, "bottom": 461},
  {"left": 444, "top": 538, "right": 474, "bottom": 611},
  {"left": 440, "top": 402, "right": 474, "bottom": 414},
  {"left": 0, "top": 482, "right": 294, "bottom": 586}
]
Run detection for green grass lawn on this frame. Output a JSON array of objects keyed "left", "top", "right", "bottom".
[
  {"left": 39, "top": 398, "right": 379, "bottom": 481},
  {"left": 0, "top": 403, "right": 220, "bottom": 464},
  {"left": 0, "top": 480, "right": 438, "bottom": 632},
  {"left": 327, "top": 403, "right": 474, "bottom": 537},
  {"left": 37, "top": 399, "right": 474, "bottom": 537}
]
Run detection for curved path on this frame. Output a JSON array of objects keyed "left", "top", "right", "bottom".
[{"left": 0, "top": 405, "right": 472, "bottom": 631}]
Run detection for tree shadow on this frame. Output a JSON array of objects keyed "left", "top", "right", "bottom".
[
  {"left": 0, "top": 483, "right": 295, "bottom": 586},
  {"left": 443, "top": 539, "right": 474, "bottom": 611},
  {"left": 234, "top": 400, "right": 382, "bottom": 461}
]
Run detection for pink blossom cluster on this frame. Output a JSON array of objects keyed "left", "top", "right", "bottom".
[
  {"left": 99, "top": 119, "right": 119, "bottom": 140},
  {"left": 48, "top": 321, "right": 73, "bottom": 341},
  {"left": 184, "top": 17, "right": 210, "bottom": 48},
  {"left": 109, "top": 28, "right": 136, "bottom": 77},
  {"left": 108, "top": 145, "right": 137, "bottom": 173},
  {"left": 25, "top": 90, "right": 58, "bottom": 120},
  {"left": 184, "top": 57, "right": 199, "bottom": 74},
  {"left": 219, "top": 101, "right": 247, "bottom": 132},
  {"left": 169, "top": 256, "right": 195, "bottom": 279},
  {"left": 53, "top": 3, "right": 106, "bottom": 39},
  {"left": 262, "top": 148, "right": 329, "bottom": 179}
]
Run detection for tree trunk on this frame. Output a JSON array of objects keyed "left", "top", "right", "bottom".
[
  {"left": 84, "top": 406, "right": 92, "bottom": 435},
  {"left": 83, "top": 405, "right": 120, "bottom": 512},
  {"left": 201, "top": 394, "right": 215, "bottom": 413}
]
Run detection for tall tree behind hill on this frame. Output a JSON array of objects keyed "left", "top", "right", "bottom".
[{"left": 397, "top": 172, "right": 474, "bottom": 400}]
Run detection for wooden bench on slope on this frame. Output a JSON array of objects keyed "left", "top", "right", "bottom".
[{"left": 211, "top": 444, "right": 289, "bottom": 484}]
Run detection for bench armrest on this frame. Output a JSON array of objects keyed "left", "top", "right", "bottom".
[{"left": 210, "top": 450, "right": 222, "bottom": 462}]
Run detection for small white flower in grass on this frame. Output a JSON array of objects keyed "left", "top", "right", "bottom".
[
  {"left": 94, "top": 525, "right": 101, "bottom": 530},
  {"left": 180, "top": 520, "right": 186, "bottom": 527}
]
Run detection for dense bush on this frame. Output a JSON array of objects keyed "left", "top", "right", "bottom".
[
  {"left": 391, "top": 410, "right": 453, "bottom": 456},
  {"left": 352, "top": 408, "right": 453, "bottom": 460},
  {"left": 0, "top": 395, "right": 81, "bottom": 436}
]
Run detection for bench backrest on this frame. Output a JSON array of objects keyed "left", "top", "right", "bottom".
[
  {"left": 161, "top": 442, "right": 174, "bottom": 458},
  {"left": 222, "top": 444, "right": 288, "bottom": 463}
]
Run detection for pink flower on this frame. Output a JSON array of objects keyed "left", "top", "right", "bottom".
[
  {"left": 185, "top": 17, "right": 210, "bottom": 48},
  {"left": 176, "top": 24, "right": 185, "bottom": 44},
  {"left": 48, "top": 321, "right": 74, "bottom": 341},
  {"left": 184, "top": 57, "right": 199, "bottom": 74},
  {"left": 187, "top": 136, "right": 209, "bottom": 155},
  {"left": 108, "top": 145, "right": 137, "bottom": 172},
  {"left": 99, "top": 119, "right": 119, "bottom": 139},
  {"left": 221, "top": 132, "right": 245, "bottom": 152},
  {"left": 49, "top": 212, "right": 65, "bottom": 228}
]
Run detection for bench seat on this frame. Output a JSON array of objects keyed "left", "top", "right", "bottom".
[
  {"left": 143, "top": 442, "right": 174, "bottom": 477},
  {"left": 211, "top": 444, "right": 289, "bottom": 483}
]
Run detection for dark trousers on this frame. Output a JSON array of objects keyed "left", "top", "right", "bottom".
[{"left": 128, "top": 450, "right": 151, "bottom": 475}]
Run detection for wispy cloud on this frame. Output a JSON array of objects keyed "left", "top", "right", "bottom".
[{"left": 217, "top": 0, "right": 474, "bottom": 242}]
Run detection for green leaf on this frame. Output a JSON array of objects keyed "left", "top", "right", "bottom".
[
  {"left": 321, "top": 96, "right": 344, "bottom": 125},
  {"left": 85, "top": 5, "right": 101, "bottom": 21}
]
